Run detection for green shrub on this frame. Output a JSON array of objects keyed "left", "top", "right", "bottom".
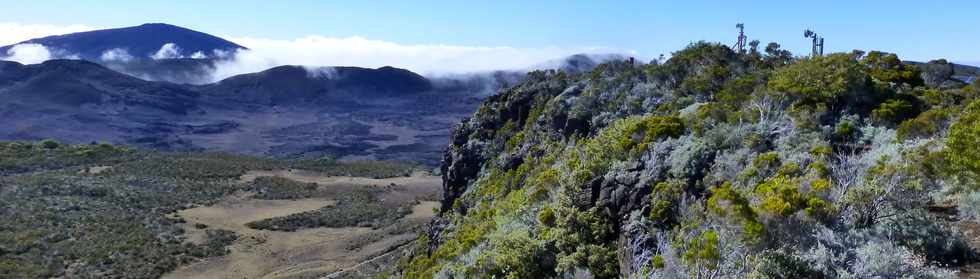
[
  {"left": 946, "top": 99, "right": 980, "bottom": 185},
  {"left": 250, "top": 176, "right": 318, "bottom": 199},
  {"left": 474, "top": 229, "right": 555, "bottom": 278},
  {"left": 768, "top": 53, "right": 868, "bottom": 109},
  {"left": 835, "top": 120, "right": 857, "bottom": 141},
  {"left": 707, "top": 183, "right": 764, "bottom": 241},
  {"left": 245, "top": 189, "right": 396, "bottom": 231},
  {"left": 681, "top": 230, "right": 720, "bottom": 269},
  {"left": 860, "top": 51, "right": 922, "bottom": 86},
  {"left": 649, "top": 181, "right": 684, "bottom": 226},
  {"left": 39, "top": 139, "right": 60, "bottom": 149},
  {"left": 751, "top": 249, "right": 821, "bottom": 279},
  {"left": 537, "top": 206, "right": 556, "bottom": 227},
  {"left": 755, "top": 175, "right": 804, "bottom": 217},
  {"left": 621, "top": 115, "right": 685, "bottom": 152},
  {"left": 872, "top": 98, "right": 918, "bottom": 125},
  {"left": 652, "top": 255, "right": 666, "bottom": 269},
  {"left": 896, "top": 108, "right": 950, "bottom": 141}
]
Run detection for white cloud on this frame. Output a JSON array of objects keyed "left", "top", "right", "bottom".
[
  {"left": 151, "top": 43, "right": 183, "bottom": 59},
  {"left": 0, "top": 22, "right": 633, "bottom": 82},
  {"left": 3, "top": 43, "right": 52, "bottom": 64},
  {"left": 190, "top": 51, "right": 206, "bottom": 59},
  {"left": 211, "top": 35, "right": 627, "bottom": 81},
  {"left": 100, "top": 48, "right": 134, "bottom": 62},
  {"left": 0, "top": 22, "right": 96, "bottom": 45}
]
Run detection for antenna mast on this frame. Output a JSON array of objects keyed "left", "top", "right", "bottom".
[
  {"left": 733, "top": 23, "right": 747, "bottom": 53},
  {"left": 804, "top": 29, "right": 824, "bottom": 57}
]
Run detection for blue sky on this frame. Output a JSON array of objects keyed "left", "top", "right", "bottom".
[{"left": 2, "top": 0, "right": 979, "bottom": 66}]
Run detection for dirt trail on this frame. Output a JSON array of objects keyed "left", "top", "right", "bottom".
[
  {"left": 240, "top": 169, "right": 439, "bottom": 188},
  {"left": 163, "top": 170, "right": 440, "bottom": 279}
]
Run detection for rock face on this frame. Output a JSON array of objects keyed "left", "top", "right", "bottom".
[{"left": 915, "top": 59, "right": 980, "bottom": 89}]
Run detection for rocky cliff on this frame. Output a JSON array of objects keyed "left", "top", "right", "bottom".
[{"left": 399, "top": 43, "right": 980, "bottom": 278}]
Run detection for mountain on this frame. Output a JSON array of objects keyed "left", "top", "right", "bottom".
[
  {"left": 0, "top": 59, "right": 198, "bottom": 111},
  {"left": 0, "top": 60, "right": 202, "bottom": 149},
  {"left": 201, "top": 65, "right": 432, "bottom": 105},
  {"left": 0, "top": 60, "right": 477, "bottom": 164},
  {"left": 0, "top": 23, "right": 246, "bottom": 61}
]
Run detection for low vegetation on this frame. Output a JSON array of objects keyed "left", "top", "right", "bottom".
[
  {"left": 245, "top": 189, "right": 406, "bottom": 231},
  {"left": 0, "top": 142, "right": 423, "bottom": 278},
  {"left": 399, "top": 42, "right": 980, "bottom": 278}
]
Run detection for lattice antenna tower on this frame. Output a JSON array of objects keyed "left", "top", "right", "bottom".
[
  {"left": 733, "top": 23, "right": 747, "bottom": 53},
  {"left": 804, "top": 29, "right": 824, "bottom": 57}
]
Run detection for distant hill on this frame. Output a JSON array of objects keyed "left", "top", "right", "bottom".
[
  {"left": 0, "top": 60, "right": 474, "bottom": 164},
  {"left": 202, "top": 65, "right": 432, "bottom": 105},
  {"left": 0, "top": 23, "right": 246, "bottom": 61},
  {"left": 0, "top": 59, "right": 198, "bottom": 113}
]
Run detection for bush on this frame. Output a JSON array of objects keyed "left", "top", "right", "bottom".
[
  {"left": 39, "top": 139, "right": 60, "bottom": 149},
  {"left": 959, "top": 191, "right": 980, "bottom": 221},
  {"left": 848, "top": 241, "right": 955, "bottom": 279},
  {"left": 896, "top": 108, "right": 950, "bottom": 141},
  {"left": 872, "top": 98, "right": 918, "bottom": 125},
  {"left": 621, "top": 115, "right": 685, "bottom": 152},
  {"left": 946, "top": 99, "right": 980, "bottom": 185},
  {"left": 768, "top": 53, "right": 868, "bottom": 109},
  {"left": 649, "top": 181, "right": 684, "bottom": 226},
  {"left": 473, "top": 229, "right": 555, "bottom": 278},
  {"left": 250, "top": 176, "right": 318, "bottom": 199},
  {"left": 707, "top": 182, "right": 764, "bottom": 241},
  {"left": 755, "top": 175, "right": 804, "bottom": 217},
  {"left": 751, "top": 249, "right": 821, "bottom": 279},
  {"left": 860, "top": 51, "right": 922, "bottom": 86},
  {"left": 245, "top": 189, "right": 396, "bottom": 231}
]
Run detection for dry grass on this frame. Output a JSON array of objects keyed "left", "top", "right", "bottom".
[{"left": 163, "top": 170, "right": 441, "bottom": 279}]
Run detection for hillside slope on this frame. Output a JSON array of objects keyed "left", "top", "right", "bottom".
[{"left": 399, "top": 43, "right": 980, "bottom": 278}]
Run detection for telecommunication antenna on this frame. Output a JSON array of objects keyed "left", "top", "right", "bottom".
[
  {"left": 733, "top": 23, "right": 747, "bottom": 52},
  {"left": 804, "top": 29, "right": 824, "bottom": 57}
]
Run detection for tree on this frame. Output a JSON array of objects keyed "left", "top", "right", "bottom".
[
  {"left": 946, "top": 99, "right": 980, "bottom": 186},
  {"left": 860, "top": 51, "right": 922, "bottom": 86},
  {"left": 763, "top": 42, "right": 792, "bottom": 68},
  {"left": 768, "top": 53, "right": 869, "bottom": 109},
  {"left": 748, "top": 40, "right": 761, "bottom": 54},
  {"left": 39, "top": 139, "right": 60, "bottom": 149}
]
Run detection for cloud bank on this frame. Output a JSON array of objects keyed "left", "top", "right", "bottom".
[
  {"left": 0, "top": 23, "right": 633, "bottom": 83},
  {"left": 210, "top": 35, "right": 629, "bottom": 81}
]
